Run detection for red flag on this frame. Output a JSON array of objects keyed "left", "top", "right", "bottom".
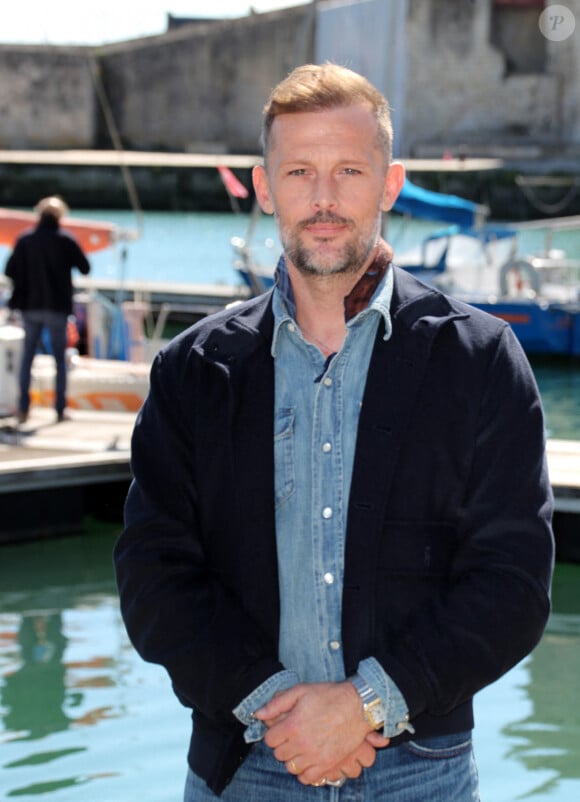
[{"left": 217, "top": 165, "right": 249, "bottom": 199}]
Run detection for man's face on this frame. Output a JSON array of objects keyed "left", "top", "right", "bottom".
[{"left": 253, "top": 103, "right": 403, "bottom": 279}]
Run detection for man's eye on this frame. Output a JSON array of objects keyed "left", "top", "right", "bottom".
[
  {"left": 289, "top": 169, "right": 308, "bottom": 176},
  {"left": 343, "top": 168, "right": 361, "bottom": 175}
]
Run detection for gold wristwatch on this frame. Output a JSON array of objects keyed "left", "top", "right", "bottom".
[{"left": 349, "top": 674, "right": 385, "bottom": 730}]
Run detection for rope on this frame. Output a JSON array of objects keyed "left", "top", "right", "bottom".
[
  {"left": 86, "top": 57, "right": 144, "bottom": 233},
  {"left": 516, "top": 175, "right": 579, "bottom": 216}
]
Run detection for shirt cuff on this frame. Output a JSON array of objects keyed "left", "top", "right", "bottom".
[
  {"left": 232, "top": 669, "right": 300, "bottom": 744},
  {"left": 357, "top": 657, "right": 415, "bottom": 739}
]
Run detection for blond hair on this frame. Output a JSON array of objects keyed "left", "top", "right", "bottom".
[
  {"left": 34, "top": 196, "right": 69, "bottom": 220},
  {"left": 260, "top": 63, "right": 393, "bottom": 163}
]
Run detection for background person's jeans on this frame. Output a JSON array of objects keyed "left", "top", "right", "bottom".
[
  {"left": 183, "top": 732, "right": 479, "bottom": 802},
  {"left": 20, "top": 310, "right": 68, "bottom": 416}
]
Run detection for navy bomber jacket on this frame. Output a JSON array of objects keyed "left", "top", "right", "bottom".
[{"left": 114, "top": 266, "right": 554, "bottom": 795}]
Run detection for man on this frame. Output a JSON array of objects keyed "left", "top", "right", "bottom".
[
  {"left": 114, "top": 64, "right": 554, "bottom": 801},
  {"left": 4, "top": 195, "right": 90, "bottom": 423}
]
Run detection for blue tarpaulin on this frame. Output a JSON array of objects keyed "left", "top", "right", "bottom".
[{"left": 394, "top": 179, "right": 483, "bottom": 227}]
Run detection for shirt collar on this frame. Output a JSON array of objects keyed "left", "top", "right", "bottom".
[{"left": 272, "top": 239, "right": 394, "bottom": 356}]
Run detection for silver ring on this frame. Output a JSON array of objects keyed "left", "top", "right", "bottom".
[{"left": 325, "top": 777, "right": 347, "bottom": 787}]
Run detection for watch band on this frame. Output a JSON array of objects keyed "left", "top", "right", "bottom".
[{"left": 349, "top": 673, "right": 385, "bottom": 730}]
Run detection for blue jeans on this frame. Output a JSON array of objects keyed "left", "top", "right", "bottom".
[
  {"left": 20, "top": 310, "right": 68, "bottom": 416},
  {"left": 184, "top": 732, "right": 480, "bottom": 802}
]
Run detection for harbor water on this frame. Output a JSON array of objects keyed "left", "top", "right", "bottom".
[
  {"left": 1, "top": 522, "right": 579, "bottom": 802},
  {"left": 1, "top": 210, "right": 579, "bottom": 801}
]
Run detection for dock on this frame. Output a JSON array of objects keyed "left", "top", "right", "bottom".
[
  {"left": 1, "top": 409, "right": 579, "bottom": 560},
  {"left": 0, "top": 408, "right": 133, "bottom": 542}
]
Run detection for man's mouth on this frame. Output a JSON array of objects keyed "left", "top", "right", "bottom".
[{"left": 300, "top": 213, "right": 351, "bottom": 236}]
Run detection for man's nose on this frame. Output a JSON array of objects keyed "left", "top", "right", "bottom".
[{"left": 311, "top": 175, "right": 338, "bottom": 210}]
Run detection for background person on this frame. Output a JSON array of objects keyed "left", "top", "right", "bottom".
[
  {"left": 4, "top": 195, "right": 90, "bottom": 423},
  {"left": 114, "top": 64, "right": 554, "bottom": 801}
]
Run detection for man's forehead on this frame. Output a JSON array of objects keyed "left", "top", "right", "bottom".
[
  {"left": 266, "top": 107, "right": 385, "bottom": 169},
  {"left": 269, "top": 103, "right": 379, "bottom": 143},
  {"left": 272, "top": 101, "right": 374, "bottom": 124}
]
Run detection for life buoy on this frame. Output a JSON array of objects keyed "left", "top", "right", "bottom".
[{"left": 499, "top": 259, "right": 540, "bottom": 297}]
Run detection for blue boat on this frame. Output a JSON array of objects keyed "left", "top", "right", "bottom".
[{"left": 233, "top": 179, "right": 580, "bottom": 358}]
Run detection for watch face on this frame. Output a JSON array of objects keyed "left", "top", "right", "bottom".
[
  {"left": 365, "top": 697, "right": 385, "bottom": 728},
  {"left": 350, "top": 675, "right": 384, "bottom": 728}
]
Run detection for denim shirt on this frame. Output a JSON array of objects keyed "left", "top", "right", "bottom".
[{"left": 233, "top": 257, "right": 412, "bottom": 743}]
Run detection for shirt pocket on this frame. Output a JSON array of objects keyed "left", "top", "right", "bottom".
[{"left": 274, "top": 407, "right": 296, "bottom": 508}]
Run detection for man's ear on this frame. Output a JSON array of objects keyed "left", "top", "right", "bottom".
[
  {"left": 381, "top": 162, "right": 405, "bottom": 212},
  {"left": 252, "top": 165, "right": 275, "bottom": 215}
]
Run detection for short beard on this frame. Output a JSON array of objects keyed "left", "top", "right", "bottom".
[{"left": 279, "top": 211, "right": 380, "bottom": 278}]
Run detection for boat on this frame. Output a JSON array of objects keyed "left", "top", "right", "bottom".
[
  {"left": 0, "top": 219, "right": 251, "bottom": 418},
  {"left": 0, "top": 208, "right": 150, "bottom": 417},
  {"left": 232, "top": 179, "right": 580, "bottom": 358},
  {"left": 27, "top": 352, "right": 150, "bottom": 413},
  {"left": 0, "top": 304, "right": 152, "bottom": 419},
  {"left": 0, "top": 207, "right": 129, "bottom": 255}
]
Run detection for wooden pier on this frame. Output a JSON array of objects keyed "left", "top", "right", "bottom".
[{"left": 1, "top": 408, "right": 579, "bottom": 559}]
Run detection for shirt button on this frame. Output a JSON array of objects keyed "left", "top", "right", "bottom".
[
  {"left": 323, "top": 377, "right": 333, "bottom": 387},
  {"left": 322, "top": 442, "right": 332, "bottom": 453},
  {"left": 323, "top": 572, "right": 335, "bottom": 585},
  {"left": 287, "top": 322, "right": 296, "bottom": 332},
  {"left": 329, "top": 640, "right": 341, "bottom": 651},
  {"left": 322, "top": 507, "right": 333, "bottom": 519}
]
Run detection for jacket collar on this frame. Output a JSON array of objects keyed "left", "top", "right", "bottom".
[
  {"left": 198, "top": 267, "right": 470, "bottom": 367},
  {"left": 390, "top": 266, "right": 470, "bottom": 332},
  {"left": 195, "top": 292, "right": 275, "bottom": 365}
]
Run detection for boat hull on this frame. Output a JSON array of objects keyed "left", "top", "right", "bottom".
[
  {"left": 470, "top": 300, "right": 580, "bottom": 357},
  {"left": 30, "top": 354, "right": 149, "bottom": 413},
  {"left": 0, "top": 208, "right": 119, "bottom": 254}
]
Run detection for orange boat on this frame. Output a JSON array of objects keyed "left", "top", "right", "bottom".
[{"left": 0, "top": 207, "right": 119, "bottom": 254}]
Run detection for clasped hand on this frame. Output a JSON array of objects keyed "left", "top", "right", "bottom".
[{"left": 254, "top": 681, "right": 389, "bottom": 787}]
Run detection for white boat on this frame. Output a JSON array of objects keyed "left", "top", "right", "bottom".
[
  {"left": 29, "top": 352, "right": 150, "bottom": 414},
  {"left": 0, "top": 306, "right": 153, "bottom": 418}
]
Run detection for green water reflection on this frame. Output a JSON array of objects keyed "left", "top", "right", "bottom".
[
  {"left": 531, "top": 357, "right": 580, "bottom": 441},
  {"left": 0, "top": 523, "right": 126, "bottom": 798},
  {"left": 2, "top": 612, "right": 68, "bottom": 741},
  {"left": 0, "top": 523, "right": 579, "bottom": 801},
  {"left": 502, "top": 565, "right": 580, "bottom": 795}
]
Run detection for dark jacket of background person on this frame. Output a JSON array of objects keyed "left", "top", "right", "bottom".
[
  {"left": 114, "top": 267, "right": 554, "bottom": 796},
  {"left": 5, "top": 214, "right": 90, "bottom": 315}
]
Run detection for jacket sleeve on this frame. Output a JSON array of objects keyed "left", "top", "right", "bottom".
[
  {"left": 66, "top": 237, "right": 90, "bottom": 275},
  {"left": 378, "top": 325, "right": 554, "bottom": 720},
  {"left": 4, "top": 240, "right": 24, "bottom": 281},
  {"left": 4, "top": 243, "right": 25, "bottom": 308},
  {"left": 113, "top": 345, "right": 284, "bottom": 725}
]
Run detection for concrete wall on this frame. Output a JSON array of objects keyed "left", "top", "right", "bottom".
[
  {"left": 0, "top": 46, "right": 96, "bottom": 148},
  {"left": 97, "top": 8, "right": 315, "bottom": 154},
  {"left": 402, "top": 0, "right": 579, "bottom": 157},
  {"left": 545, "top": 0, "right": 580, "bottom": 147}
]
